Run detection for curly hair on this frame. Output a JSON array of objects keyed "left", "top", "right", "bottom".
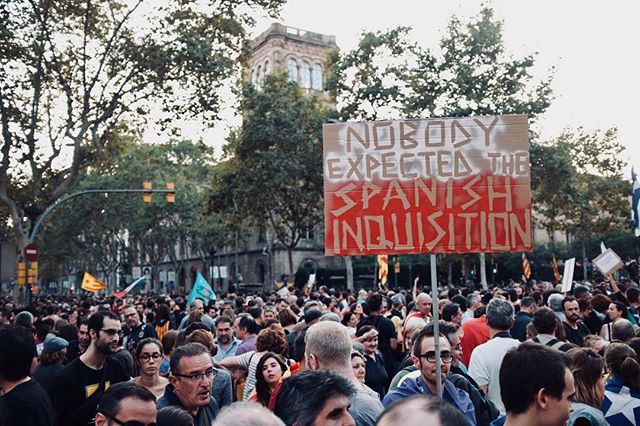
[{"left": 256, "top": 324, "right": 288, "bottom": 356}]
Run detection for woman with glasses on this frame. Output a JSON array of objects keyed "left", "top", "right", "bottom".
[
  {"left": 567, "top": 348, "right": 609, "bottom": 426},
  {"left": 133, "top": 337, "right": 169, "bottom": 398},
  {"left": 355, "top": 325, "right": 388, "bottom": 398}
]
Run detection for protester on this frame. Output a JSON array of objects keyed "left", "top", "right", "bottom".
[
  {"left": 274, "top": 370, "right": 356, "bottom": 426},
  {"left": 510, "top": 296, "right": 535, "bottom": 342},
  {"left": 468, "top": 298, "right": 519, "bottom": 416},
  {"left": 50, "top": 310, "right": 130, "bottom": 426},
  {"left": 529, "top": 307, "right": 566, "bottom": 350},
  {"left": 158, "top": 342, "right": 219, "bottom": 425},
  {"left": 216, "top": 402, "right": 286, "bottom": 426},
  {"left": 562, "top": 297, "right": 591, "bottom": 346},
  {"left": 0, "top": 325, "right": 53, "bottom": 426},
  {"left": 601, "top": 342, "right": 640, "bottom": 425},
  {"left": 351, "top": 351, "right": 367, "bottom": 384},
  {"left": 377, "top": 395, "right": 471, "bottom": 426},
  {"left": 383, "top": 326, "right": 476, "bottom": 425},
  {"left": 234, "top": 314, "right": 259, "bottom": 355},
  {"left": 133, "top": 337, "right": 170, "bottom": 398},
  {"left": 122, "top": 305, "right": 158, "bottom": 358},
  {"left": 600, "top": 302, "right": 628, "bottom": 342},
  {"left": 252, "top": 352, "right": 288, "bottom": 406},
  {"left": 95, "top": 382, "right": 157, "bottom": 426},
  {"left": 305, "top": 321, "right": 383, "bottom": 426},
  {"left": 160, "top": 329, "right": 178, "bottom": 377},
  {"left": 566, "top": 348, "right": 608, "bottom": 426},
  {"left": 33, "top": 336, "right": 69, "bottom": 395},
  {"left": 213, "top": 316, "right": 240, "bottom": 361},
  {"left": 355, "top": 325, "right": 388, "bottom": 398},
  {"left": 178, "top": 299, "right": 216, "bottom": 330},
  {"left": 157, "top": 406, "right": 195, "bottom": 426},
  {"left": 498, "top": 342, "right": 575, "bottom": 426}
]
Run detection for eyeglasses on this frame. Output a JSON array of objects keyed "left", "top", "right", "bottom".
[
  {"left": 100, "top": 329, "right": 120, "bottom": 336},
  {"left": 174, "top": 368, "right": 215, "bottom": 383},
  {"left": 102, "top": 414, "right": 156, "bottom": 426},
  {"left": 139, "top": 353, "right": 162, "bottom": 362},
  {"left": 418, "top": 351, "right": 453, "bottom": 363}
]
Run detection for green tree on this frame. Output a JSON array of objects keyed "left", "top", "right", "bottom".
[
  {"left": 531, "top": 127, "right": 628, "bottom": 278},
  {"left": 327, "top": 7, "right": 553, "bottom": 121},
  {"left": 210, "top": 74, "right": 334, "bottom": 277},
  {"left": 0, "top": 0, "right": 284, "bottom": 253}
]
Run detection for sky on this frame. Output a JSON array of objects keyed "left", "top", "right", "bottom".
[{"left": 166, "top": 0, "right": 640, "bottom": 173}]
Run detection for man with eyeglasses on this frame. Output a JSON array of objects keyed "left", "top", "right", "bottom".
[
  {"left": 383, "top": 327, "right": 476, "bottom": 425},
  {"left": 158, "top": 342, "right": 219, "bottom": 426},
  {"left": 122, "top": 306, "right": 157, "bottom": 359},
  {"left": 95, "top": 382, "right": 157, "bottom": 426},
  {"left": 50, "top": 310, "right": 130, "bottom": 426}
]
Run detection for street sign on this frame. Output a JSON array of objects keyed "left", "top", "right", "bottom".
[{"left": 25, "top": 243, "right": 38, "bottom": 261}]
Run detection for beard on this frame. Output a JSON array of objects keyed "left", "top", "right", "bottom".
[{"left": 95, "top": 338, "right": 116, "bottom": 355}]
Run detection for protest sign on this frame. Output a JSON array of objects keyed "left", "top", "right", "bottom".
[
  {"left": 561, "top": 258, "right": 575, "bottom": 293},
  {"left": 323, "top": 115, "right": 531, "bottom": 255},
  {"left": 592, "top": 248, "right": 624, "bottom": 276}
]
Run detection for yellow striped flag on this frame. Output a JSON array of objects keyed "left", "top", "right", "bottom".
[
  {"left": 522, "top": 253, "right": 532, "bottom": 280},
  {"left": 552, "top": 254, "right": 561, "bottom": 283},
  {"left": 81, "top": 272, "right": 108, "bottom": 292},
  {"left": 377, "top": 255, "right": 388, "bottom": 286}
]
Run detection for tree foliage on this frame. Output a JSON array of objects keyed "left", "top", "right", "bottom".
[
  {"left": 0, "top": 0, "right": 284, "bottom": 250},
  {"left": 210, "top": 74, "right": 335, "bottom": 275},
  {"left": 326, "top": 7, "right": 553, "bottom": 121}
]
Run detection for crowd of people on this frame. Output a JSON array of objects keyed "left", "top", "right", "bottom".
[{"left": 1, "top": 273, "right": 640, "bottom": 426}]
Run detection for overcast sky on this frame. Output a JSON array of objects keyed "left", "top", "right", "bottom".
[{"left": 166, "top": 0, "right": 640, "bottom": 174}]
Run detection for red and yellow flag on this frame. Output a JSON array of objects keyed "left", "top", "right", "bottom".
[
  {"left": 522, "top": 253, "right": 531, "bottom": 280},
  {"left": 81, "top": 272, "right": 108, "bottom": 292},
  {"left": 552, "top": 254, "right": 561, "bottom": 283},
  {"left": 377, "top": 255, "right": 388, "bottom": 286}
]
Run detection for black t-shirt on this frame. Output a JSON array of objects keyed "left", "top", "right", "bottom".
[
  {"left": 50, "top": 356, "right": 130, "bottom": 426},
  {"left": 357, "top": 315, "right": 396, "bottom": 368},
  {"left": 364, "top": 352, "right": 388, "bottom": 399},
  {"left": 0, "top": 379, "right": 53, "bottom": 426},
  {"left": 563, "top": 321, "right": 591, "bottom": 347}
]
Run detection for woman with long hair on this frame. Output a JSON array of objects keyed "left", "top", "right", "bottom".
[
  {"left": 602, "top": 342, "right": 640, "bottom": 425},
  {"left": 567, "top": 348, "right": 608, "bottom": 426},
  {"left": 154, "top": 304, "right": 172, "bottom": 341},
  {"left": 251, "top": 352, "right": 288, "bottom": 406},
  {"left": 599, "top": 302, "right": 628, "bottom": 342},
  {"left": 133, "top": 337, "right": 169, "bottom": 398}
]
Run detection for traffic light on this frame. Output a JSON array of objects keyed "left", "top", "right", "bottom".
[
  {"left": 28, "top": 261, "right": 38, "bottom": 285},
  {"left": 492, "top": 262, "right": 498, "bottom": 274},
  {"left": 143, "top": 181, "right": 153, "bottom": 203},
  {"left": 17, "top": 262, "right": 27, "bottom": 285},
  {"left": 166, "top": 182, "right": 175, "bottom": 203}
]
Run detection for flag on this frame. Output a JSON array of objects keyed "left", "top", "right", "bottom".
[
  {"left": 81, "top": 272, "right": 108, "bottom": 292},
  {"left": 552, "top": 254, "right": 561, "bottom": 283},
  {"left": 187, "top": 272, "right": 216, "bottom": 305},
  {"left": 522, "top": 253, "right": 531, "bottom": 280},
  {"left": 632, "top": 167, "right": 640, "bottom": 236},
  {"left": 601, "top": 380, "right": 640, "bottom": 425},
  {"left": 113, "top": 277, "right": 145, "bottom": 299},
  {"left": 377, "top": 255, "right": 388, "bottom": 286}
]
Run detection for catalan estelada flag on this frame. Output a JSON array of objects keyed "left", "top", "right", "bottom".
[
  {"left": 81, "top": 272, "right": 108, "bottom": 292},
  {"left": 377, "top": 255, "right": 388, "bottom": 286},
  {"left": 552, "top": 254, "right": 561, "bottom": 283},
  {"left": 522, "top": 253, "right": 531, "bottom": 280}
]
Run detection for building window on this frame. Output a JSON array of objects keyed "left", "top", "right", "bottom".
[
  {"left": 312, "top": 63, "right": 323, "bottom": 90},
  {"left": 263, "top": 60, "right": 270, "bottom": 78},
  {"left": 256, "top": 65, "right": 262, "bottom": 89},
  {"left": 288, "top": 58, "right": 298, "bottom": 82},
  {"left": 301, "top": 224, "right": 314, "bottom": 240},
  {"left": 250, "top": 68, "right": 257, "bottom": 86},
  {"left": 300, "top": 61, "right": 311, "bottom": 88}
]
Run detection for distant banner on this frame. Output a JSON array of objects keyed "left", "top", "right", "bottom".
[{"left": 323, "top": 115, "right": 532, "bottom": 256}]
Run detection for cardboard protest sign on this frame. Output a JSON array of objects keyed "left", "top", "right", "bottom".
[
  {"left": 561, "top": 258, "right": 576, "bottom": 293},
  {"left": 592, "top": 248, "right": 624, "bottom": 276},
  {"left": 323, "top": 115, "right": 531, "bottom": 255}
]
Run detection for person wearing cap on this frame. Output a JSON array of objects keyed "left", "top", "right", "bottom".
[{"left": 33, "top": 336, "right": 69, "bottom": 395}]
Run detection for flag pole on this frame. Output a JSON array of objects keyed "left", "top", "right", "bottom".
[{"left": 430, "top": 254, "right": 442, "bottom": 398}]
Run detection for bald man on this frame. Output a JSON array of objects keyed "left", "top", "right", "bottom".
[{"left": 404, "top": 293, "right": 431, "bottom": 329}]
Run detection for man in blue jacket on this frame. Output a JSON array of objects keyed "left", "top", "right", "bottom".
[{"left": 383, "top": 327, "right": 476, "bottom": 425}]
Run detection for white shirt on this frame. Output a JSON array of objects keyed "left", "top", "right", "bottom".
[
  {"left": 468, "top": 335, "right": 520, "bottom": 415},
  {"left": 461, "top": 309, "right": 475, "bottom": 325}
]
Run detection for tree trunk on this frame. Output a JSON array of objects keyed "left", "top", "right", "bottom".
[
  {"left": 287, "top": 246, "right": 294, "bottom": 280},
  {"left": 582, "top": 240, "right": 588, "bottom": 281},
  {"left": 345, "top": 256, "right": 354, "bottom": 291}
]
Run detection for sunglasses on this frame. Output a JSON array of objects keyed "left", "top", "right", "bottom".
[{"left": 102, "top": 414, "right": 156, "bottom": 426}]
